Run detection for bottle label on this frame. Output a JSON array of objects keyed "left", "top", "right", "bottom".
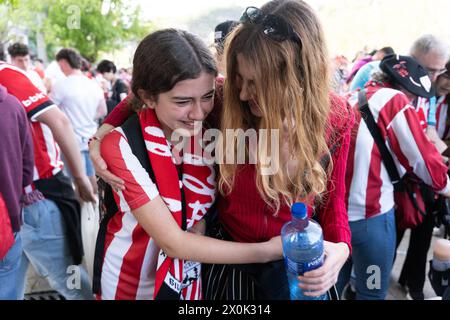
[{"left": 285, "top": 252, "right": 324, "bottom": 275}]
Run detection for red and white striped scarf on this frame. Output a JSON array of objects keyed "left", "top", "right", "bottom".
[{"left": 139, "top": 108, "right": 216, "bottom": 300}]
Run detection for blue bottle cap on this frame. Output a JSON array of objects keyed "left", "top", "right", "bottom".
[{"left": 291, "top": 202, "right": 307, "bottom": 219}]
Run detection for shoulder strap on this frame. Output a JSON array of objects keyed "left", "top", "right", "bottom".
[
  {"left": 121, "top": 113, "right": 155, "bottom": 181},
  {"left": 358, "top": 91, "right": 426, "bottom": 215},
  {"left": 427, "top": 96, "right": 437, "bottom": 126},
  {"left": 123, "top": 113, "right": 187, "bottom": 231},
  {"left": 357, "top": 90, "right": 403, "bottom": 191},
  {"left": 125, "top": 113, "right": 188, "bottom": 231}
]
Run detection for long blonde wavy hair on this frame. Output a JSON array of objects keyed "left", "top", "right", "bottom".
[{"left": 218, "top": 0, "right": 332, "bottom": 212}]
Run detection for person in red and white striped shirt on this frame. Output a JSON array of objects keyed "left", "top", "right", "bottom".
[
  {"left": 94, "top": 29, "right": 283, "bottom": 300},
  {"left": 0, "top": 62, "right": 95, "bottom": 299},
  {"left": 433, "top": 63, "right": 450, "bottom": 141},
  {"left": 0, "top": 63, "right": 62, "bottom": 180},
  {"left": 398, "top": 37, "right": 449, "bottom": 300},
  {"left": 338, "top": 55, "right": 450, "bottom": 300},
  {"left": 435, "top": 96, "right": 450, "bottom": 140}
]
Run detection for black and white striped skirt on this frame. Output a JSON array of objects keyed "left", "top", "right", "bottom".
[{"left": 202, "top": 226, "right": 339, "bottom": 300}]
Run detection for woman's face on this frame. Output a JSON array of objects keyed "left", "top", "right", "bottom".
[
  {"left": 436, "top": 72, "right": 450, "bottom": 97},
  {"left": 236, "top": 53, "right": 263, "bottom": 117},
  {"left": 143, "top": 71, "right": 216, "bottom": 140}
]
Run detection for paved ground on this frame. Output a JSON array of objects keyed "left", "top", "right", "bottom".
[
  {"left": 387, "top": 229, "right": 438, "bottom": 300},
  {"left": 25, "top": 229, "right": 444, "bottom": 300}
]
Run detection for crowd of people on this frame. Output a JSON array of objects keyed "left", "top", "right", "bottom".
[{"left": 0, "top": 0, "right": 449, "bottom": 301}]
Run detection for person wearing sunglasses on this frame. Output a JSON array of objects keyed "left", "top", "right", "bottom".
[
  {"left": 396, "top": 35, "right": 450, "bottom": 300},
  {"left": 338, "top": 54, "right": 450, "bottom": 300},
  {"left": 434, "top": 61, "right": 450, "bottom": 142},
  {"left": 89, "top": 0, "right": 352, "bottom": 300},
  {"left": 203, "top": 0, "right": 352, "bottom": 300}
]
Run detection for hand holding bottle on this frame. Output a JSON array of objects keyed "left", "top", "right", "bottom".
[{"left": 298, "top": 241, "right": 350, "bottom": 297}]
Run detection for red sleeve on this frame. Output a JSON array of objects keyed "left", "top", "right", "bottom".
[
  {"left": 101, "top": 129, "right": 159, "bottom": 210},
  {"left": 0, "top": 64, "right": 54, "bottom": 120},
  {"left": 381, "top": 93, "right": 450, "bottom": 193},
  {"left": 317, "top": 93, "right": 354, "bottom": 252},
  {"left": 103, "top": 94, "right": 133, "bottom": 127}
]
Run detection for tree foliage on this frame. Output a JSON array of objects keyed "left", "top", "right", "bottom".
[{"left": 1, "top": 0, "right": 153, "bottom": 62}]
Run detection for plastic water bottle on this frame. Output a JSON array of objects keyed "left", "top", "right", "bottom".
[{"left": 281, "top": 202, "right": 328, "bottom": 300}]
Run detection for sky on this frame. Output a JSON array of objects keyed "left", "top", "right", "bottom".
[
  {"left": 115, "top": 0, "right": 449, "bottom": 66},
  {"left": 136, "top": 0, "right": 335, "bottom": 24},
  {"left": 137, "top": 0, "right": 267, "bottom": 23}
]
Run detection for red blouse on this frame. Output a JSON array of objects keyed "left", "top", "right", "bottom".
[
  {"left": 104, "top": 84, "right": 353, "bottom": 250},
  {"left": 218, "top": 93, "right": 353, "bottom": 249}
]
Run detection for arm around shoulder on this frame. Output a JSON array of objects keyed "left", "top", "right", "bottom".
[
  {"left": 131, "top": 198, "right": 282, "bottom": 265},
  {"left": 36, "top": 106, "right": 95, "bottom": 201}
]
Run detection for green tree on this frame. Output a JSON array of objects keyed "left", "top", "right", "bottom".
[{"left": 1, "top": 0, "right": 153, "bottom": 62}]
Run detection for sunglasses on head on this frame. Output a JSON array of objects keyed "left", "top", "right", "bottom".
[{"left": 240, "top": 6, "right": 302, "bottom": 48}]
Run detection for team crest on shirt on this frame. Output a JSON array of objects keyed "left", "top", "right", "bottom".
[{"left": 181, "top": 261, "right": 201, "bottom": 289}]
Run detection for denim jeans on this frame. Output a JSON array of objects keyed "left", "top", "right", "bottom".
[
  {"left": 81, "top": 150, "right": 95, "bottom": 177},
  {"left": 62, "top": 150, "right": 95, "bottom": 177},
  {"left": 337, "top": 208, "right": 396, "bottom": 300},
  {"left": 17, "top": 199, "right": 94, "bottom": 300},
  {"left": 0, "top": 233, "right": 22, "bottom": 300}
]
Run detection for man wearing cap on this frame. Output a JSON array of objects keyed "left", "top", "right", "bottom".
[
  {"left": 397, "top": 35, "right": 450, "bottom": 300},
  {"left": 410, "top": 35, "right": 449, "bottom": 148},
  {"left": 214, "top": 20, "right": 239, "bottom": 76},
  {"left": 337, "top": 54, "right": 450, "bottom": 300}
]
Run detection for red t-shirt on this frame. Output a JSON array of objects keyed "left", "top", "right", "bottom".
[
  {"left": 0, "top": 63, "right": 63, "bottom": 180},
  {"left": 218, "top": 93, "right": 353, "bottom": 248}
]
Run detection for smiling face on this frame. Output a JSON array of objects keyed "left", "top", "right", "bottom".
[
  {"left": 236, "top": 53, "right": 263, "bottom": 117},
  {"left": 141, "top": 71, "right": 216, "bottom": 141}
]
